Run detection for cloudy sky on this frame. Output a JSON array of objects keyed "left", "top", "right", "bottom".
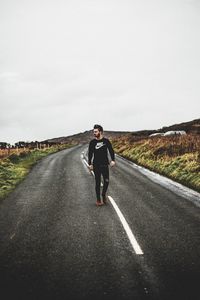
[{"left": 0, "top": 0, "right": 199, "bottom": 144}]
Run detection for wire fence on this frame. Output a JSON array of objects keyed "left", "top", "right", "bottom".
[{"left": 0, "top": 144, "right": 51, "bottom": 160}]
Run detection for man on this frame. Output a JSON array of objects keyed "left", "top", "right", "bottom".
[{"left": 88, "top": 124, "right": 116, "bottom": 206}]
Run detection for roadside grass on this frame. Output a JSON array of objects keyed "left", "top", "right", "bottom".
[
  {"left": 111, "top": 134, "right": 200, "bottom": 193},
  {"left": 0, "top": 143, "right": 77, "bottom": 200}
]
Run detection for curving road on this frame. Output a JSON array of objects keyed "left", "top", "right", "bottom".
[{"left": 0, "top": 144, "right": 199, "bottom": 300}]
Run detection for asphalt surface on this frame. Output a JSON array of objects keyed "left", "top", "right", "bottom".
[{"left": 0, "top": 144, "right": 199, "bottom": 300}]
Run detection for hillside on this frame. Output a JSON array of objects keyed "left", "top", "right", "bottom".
[
  {"left": 41, "top": 118, "right": 200, "bottom": 193},
  {"left": 111, "top": 132, "right": 200, "bottom": 192},
  {"left": 41, "top": 130, "right": 131, "bottom": 145},
  {"left": 41, "top": 118, "right": 200, "bottom": 145},
  {"left": 1, "top": 118, "right": 199, "bottom": 198}
]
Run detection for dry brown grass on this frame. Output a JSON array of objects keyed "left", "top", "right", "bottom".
[
  {"left": 0, "top": 148, "right": 29, "bottom": 159},
  {"left": 111, "top": 133, "right": 200, "bottom": 192},
  {"left": 112, "top": 133, "right": 200, "bottom": 158},
  {"left": 0, "top": 145, "right": 49, "bottom": 160}
]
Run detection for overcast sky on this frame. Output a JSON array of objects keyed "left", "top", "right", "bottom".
[{"left": 0, "top": 0, "right": 199, "bottom": 144}]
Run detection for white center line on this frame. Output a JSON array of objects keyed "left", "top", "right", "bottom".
[
  {"left": 10, "top": 232, "right": 16, "bottom": 240},
  {"left": 81, "top": 154, "right": 144, "bottom": 255},
  {"left": 108, "top": 195, "right": 143, "bottom": 255}
]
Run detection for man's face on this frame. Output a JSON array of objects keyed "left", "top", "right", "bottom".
[{"left": 93, "top": 129, "right": 101, "bottom": 138}]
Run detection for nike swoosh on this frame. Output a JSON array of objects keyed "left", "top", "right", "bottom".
[{"left": 95, "top": 144, "right": 105, "bottom": 149}]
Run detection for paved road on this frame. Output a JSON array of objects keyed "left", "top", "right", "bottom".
[{"left": 0, "top": 144, "right": 199, "bottom": 300}]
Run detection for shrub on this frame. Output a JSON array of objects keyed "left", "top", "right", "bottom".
[{"left": 8, "top": 154, "right": 20, "bottom": 163}]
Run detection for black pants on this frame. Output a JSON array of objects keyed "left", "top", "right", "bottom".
[{"left": 93, "top": 164, "right": 109, "bottom": 200}]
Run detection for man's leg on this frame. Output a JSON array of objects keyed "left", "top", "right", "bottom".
[
  {"left": 93, "top": 165, "right": 102, "bottom": 202},
  {"left": 101, "top": 165, "right": 109, "bottom": 201}
]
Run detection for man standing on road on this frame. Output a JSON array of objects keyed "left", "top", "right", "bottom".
[{"left": 88, "top": 124, "right": 116, "bottom": 206}]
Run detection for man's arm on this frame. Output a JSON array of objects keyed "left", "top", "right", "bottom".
[
  {"left": 88, "top": 141, "right": 94, "bottom": 165},
  {"left": 107, "top": 139, "right": 115, "bottom": 162}
]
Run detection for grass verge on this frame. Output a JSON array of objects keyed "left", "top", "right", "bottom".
[
  {"left": 111, "top": 134, "right": 200, "bottom": 193},
  {"left": 0, "top": 143, "right": 77, "bottom": 200}
]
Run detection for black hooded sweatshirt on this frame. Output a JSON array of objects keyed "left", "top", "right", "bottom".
[{"left": 88, "top": 137, "right": 115, "bottom": 166}]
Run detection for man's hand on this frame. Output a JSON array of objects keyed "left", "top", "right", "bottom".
[
  {"left": 88, "top": 164, "right": 93, "bottom": 171},
  {"left": 110, "top": 160, "right": 116, "bottom": 167}
]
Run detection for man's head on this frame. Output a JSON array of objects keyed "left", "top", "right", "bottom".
[{"left": 93, "top": 124, "right": 103, "bottom": 139}]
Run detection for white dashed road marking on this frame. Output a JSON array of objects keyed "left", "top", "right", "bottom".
[{"left": 108, "top": 195, "right": 143, "bottom": 255}]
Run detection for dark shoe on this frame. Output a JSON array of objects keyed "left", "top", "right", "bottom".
[
  {"left": 102, "top": 195, "right": 107, "bottom": 204},
  {"left": 96, "top": 200, "right": 103, "bottom": 206}
]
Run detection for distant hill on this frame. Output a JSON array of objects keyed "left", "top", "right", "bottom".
[
  {"left": 131, "top": 118, "right": 200, "bottom": 137},
  {"left": 41, "top": 130, "right": 131, "bottom": 145},
  {"left": 41, "top": 118, "right": 200, "bottom": 145}
]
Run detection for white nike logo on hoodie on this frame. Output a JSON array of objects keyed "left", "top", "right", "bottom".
[{"left": 95, "top": 142, "right": 105, "bottom": 149}]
